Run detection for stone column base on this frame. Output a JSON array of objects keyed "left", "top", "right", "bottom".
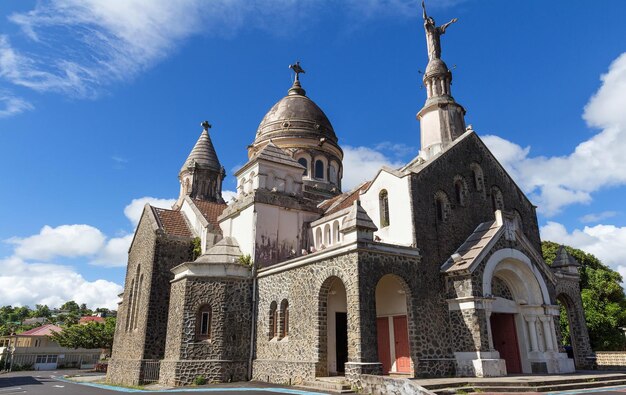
[
  {"left": 454, "top": 352, "right": 507, "bottom": 377},
  {"left": 531, "top": 352, "right": 575, "bottom": 374},
  {"left": 345, "top": 362, "right": 383, "bottom": 383},
  {"left": 159, "top": 359, "right": 248, "bottom": 386}
]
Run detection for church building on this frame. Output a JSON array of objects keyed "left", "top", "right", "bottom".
[{"left": 107, "top": 6, "right": 594, "bottom": 388}]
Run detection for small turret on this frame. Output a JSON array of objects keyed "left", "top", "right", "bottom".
[{"left": 175, "top": 121, "right": 225, "bottom": 208}]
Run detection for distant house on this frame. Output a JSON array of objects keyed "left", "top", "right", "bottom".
[
  {"left": 0, "top": 324, "right": 102, "bottom": 371},
  {"left": 78, "top": 316, "right": 105, "bottom": 325},
  {"left": 21, "top": 317, "right": 48, "bottom": 326}
]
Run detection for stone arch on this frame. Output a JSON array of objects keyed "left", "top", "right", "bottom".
[
  {"left": 483, "top": 249, "right": 561, "bottom": 374},
  {"left": 268, "top": 301, "right": 278, "bottom": 340},
  {"left": 295, "top": 152, "right": 312, "bottom": 177},
  {"left": 453, "top": 175, "right": 469, "bottom": 207},
  {"left": 379, "top": 189, "right": 390, "bottom": 227},
  {"left": 490, "top": 186, "right": 504, "bottom": 212},
  {"left": 196, "top": 303, "right": 212, "bottom": 340},
  {"left": 316, "top": 273, "right": 350, "bottom": 377},
  {"left": 315, "top": 227, "right": 323, "bottom": 249},
  {"left": 329, "top": 161, "right": 339, "bottom": 185},
  {"left": 314, "top": 156, "right": 328, "bottom": 180},
  {"left": 483, "top": 249, "right": 550, "bottom": 304},
  {"left": 374, "top": 274, "right": 414, "bottom": 375},
  {"left": 556, "top": 292, "right": 592, "bottom": 369},
  {"left": 470, "top": 162, "right": 485, "bottom": 193},
  {"left": 434, "top": 190, "right": 451, "bottom": 222},
  {"left": 279, "top": 299, "right": 289, "bottom": 339}
]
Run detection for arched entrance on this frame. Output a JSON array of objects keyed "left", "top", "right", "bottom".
[
  {"left": 317, "top": 276, "right": 348, "bottom": 376},
  {"left": 375, "top": 275, "right": 412, "bottom": 375},
  {"left": 484, "top": 249, "right": 559, "bottom": 374}
]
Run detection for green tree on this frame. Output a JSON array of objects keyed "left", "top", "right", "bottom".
[
  {"left": 542, "top": 241, "right": 626, "bottom": 351},
  {"left": 49, "top": 318, "right": 116, "bottom": 351},
  {"left": 60, "top": 301, "right": 80, "bottom": 313},
  {"left": 32, "top": 304, "right": 51, "bottom": 318}
]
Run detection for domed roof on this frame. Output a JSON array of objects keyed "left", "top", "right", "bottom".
[{"left": 254, "top": 80, "right": 338, "bottom": 146}]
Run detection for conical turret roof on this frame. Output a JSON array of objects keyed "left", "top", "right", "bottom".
[
  {"left": 552, "top": 245, "right": 580, "bottom": 268},
  {"left": 181, "top": 129, "right": 221, "bottom": 173}
]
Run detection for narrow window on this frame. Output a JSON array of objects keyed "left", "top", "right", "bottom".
[
  {"left": 298, "top": 158, "right": 308, "bottom": 176},
  {"left": 436, "top": 198, "right": 444, "bottom": 221},
  {"left": 315, "top": 160, "right": 324, "bottom": 179},
  {"left": 280, "top": 300, "right": 289, "bottom": 338},
  {"left": 269, "top": 302, "right": 278, "bottom": 339},
  {"left": 197, "top": 305, "right": 211, "bottom": 339},
  {"left": 379, "top": 190, "right": 390, "bottom": 227}
]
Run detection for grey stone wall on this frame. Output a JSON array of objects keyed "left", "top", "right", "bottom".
[
  {"left": 253, "top": 246, "right": 422, "bottom": 384},
  {"left": 160, "top": 274, "right": 252, "bottom": 386},
  {"left": 107, "top": 207, "right": 194, "bottom": 386}
]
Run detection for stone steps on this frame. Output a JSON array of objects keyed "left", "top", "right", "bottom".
[
  {"left": 427, "top": 374, "right": 626, "bottom": 394},
  {"left": 300, "top": 378, "right": 355, "bottom": 394}
]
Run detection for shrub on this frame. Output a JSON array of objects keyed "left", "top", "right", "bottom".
[{"left": 193, "top": 376, "right": 206, "bottom": 385}]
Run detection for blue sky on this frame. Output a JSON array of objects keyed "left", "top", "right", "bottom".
[{"left": 1, "top": 0, "right": 626, "bottom": 309}]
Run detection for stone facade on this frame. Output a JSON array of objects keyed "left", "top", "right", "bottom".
[
  {"left": 107, "top": 207, "right": 194, "bottom": 385},
  {"left": 159, "top": 275, "right": 253, "bottom": 386},
  {"left": 107, "top": 7, "right": 594, "bottom": 388}
]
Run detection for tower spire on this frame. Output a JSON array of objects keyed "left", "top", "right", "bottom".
[
  {"left": 175, "top": 121, "right": 225, "bottom": 208},
  {"left": 417, "top": 1, "right": 467, "bottom": 159}
]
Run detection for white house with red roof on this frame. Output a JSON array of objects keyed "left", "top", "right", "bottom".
[{"left": 0, "top": 324, "right": 102, "bottom": 371}]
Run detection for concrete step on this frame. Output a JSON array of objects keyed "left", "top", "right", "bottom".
[
  {"left": 300, "top": 379, "right": 354, "bottom": 394},
  {"left": 431, "top": 378, "right": 626, "bottom": 394}
]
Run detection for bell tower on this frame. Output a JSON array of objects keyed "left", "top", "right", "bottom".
[
  {"left": 175, "top": 121, "right": 225, "bottom": 208},
  {"left": 417, "top": 1, "right": 467, "bottom": 159}
]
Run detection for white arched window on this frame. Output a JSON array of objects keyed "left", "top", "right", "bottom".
[
  {"left": 298, "top": 158, "right": 308, "bottom": 176},
  {"left": 333, "top": 220, "right": 340, "bottom": 243},
  {"left": 379, "top": 190, "right": 390, "bottom": 227}
]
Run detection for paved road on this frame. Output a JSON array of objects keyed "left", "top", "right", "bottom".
[{"left": 0, "top": 371, "right": 328, "bottom": 395}]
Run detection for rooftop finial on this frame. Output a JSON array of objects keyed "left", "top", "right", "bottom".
[
  {"left": 421, "top": 1, "right": 458, "bottom": 61},
  {"left": 201, "top": 120, "right": 212, "bottom": 131},
  {"left": 289, "top": 61, "right": 305, "bottom": 82}
]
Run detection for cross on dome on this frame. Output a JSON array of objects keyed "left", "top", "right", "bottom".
[
  {"left": 201, "top": 120, "right": 212, "bottom": 131},
  {"left": 289, "top": 61, "right": 305, "bottom": 82}
]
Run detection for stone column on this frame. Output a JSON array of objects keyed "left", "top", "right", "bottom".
[
  {"left": 525, "top": 315, "right": 539, "bottom": 352},
  {"left": 540, "top": 316, "right": 554, "bottom": 351}
]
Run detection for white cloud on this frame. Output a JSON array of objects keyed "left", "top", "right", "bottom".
[
  {"left": 124, "top": 196, "right": 176, "bottom": 227},
  {"left": 540, "top": 221, "right": 626, "bottom": 270},
  {"left": 482, "top": 53, "right": 626, "bottom": 216},
  {"left": 342, "top": 145, "right": 405, "bottom": 190},
  {"left": 579, "top": 211, "right": 617, "bottom": 224},
  {"left": 222, "top": 190, "right": 238, "bottom": 203},
  {"left": 0, "top": 256, "right": 122, "bottom": 309},
  {"left": 6, "top": 224, "right": 106, "bottom": 261},
  {"left": 0, "top": 91, "right": 33, "bottom": 118},
  {"left": 90, "top": 234, "right": 134, "bottom": 267}
]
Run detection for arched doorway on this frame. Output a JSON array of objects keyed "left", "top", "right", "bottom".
[
  {"left": 375, "top": 275, "right": 412, "bottom": 375},
  {"left": 317, "top": 276, "right": 348, "bottom": 376},
  {"left": 484, "top": 250, "right": 555, "bottom": 374},
  {"left": 557, "top": 293, "right": 583, "bottom": 368}
]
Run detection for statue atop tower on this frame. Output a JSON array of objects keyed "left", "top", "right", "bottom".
[
  {"left": 417, "top": 1, "right": 466, "bottom": 160},
  {"left": 422, "top": 1, "right": 458, "bottom": 61}
]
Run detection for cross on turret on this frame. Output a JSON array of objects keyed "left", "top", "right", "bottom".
[{"left": 201, "top": 120, "right": 212, "bottom": 131}]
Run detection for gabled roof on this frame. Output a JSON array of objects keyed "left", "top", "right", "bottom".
[
  {"left": 191, "top": 199, "right": 227, "bottom": 232},
  {"left": 19, "top": 324, "right": 62, "bottom": 337},
  {"left": 152, "top": 207, "right": 193, "bottom": 238},
  {"left": 341, "top": 200, "right": 378, "bottom": 232},
  {"left": 441, "top": 220, "right": 501, "bottom": 273},
  {"left": 319, "top": 181, "right": 372, "bottom": 215},
  {"left": 194, "top": 237, "right": 243, "bottom": 264},
  {"left": 254, "top": 142, "right": 305, "bottom": 169},
  {"left": 181, "top": 130, "right": 221, "bottom": 173}
]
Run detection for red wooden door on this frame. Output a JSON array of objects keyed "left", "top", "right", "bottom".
[
  {"left": 393, "top": 315, "right": 411, "bottom": 373},
  {"left": 490, "top": 313, "right": 522, "bottom": 374},
  {"left": 376, "top": 317, "right": 391, "bottom": 374}
]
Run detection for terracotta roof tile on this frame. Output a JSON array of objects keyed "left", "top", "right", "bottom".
[
  {"left": 322, "top": 181, "right": 372, "bottom": 215},
  {"left": 19, "top": 324, "right": 62, "bottom": 336},
  {"left": 191, "top": 199, "right": 227, "bottom": 232},
  {"left": 79, "top": 316, "right": 105, "bottom": 324},
  {"left": 153, "top": 208, "right": 193, "bottom": 238}
]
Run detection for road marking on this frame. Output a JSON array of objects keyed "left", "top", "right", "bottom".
[
  {"left": 0, "top": 389, "right": 23, "bottom": 393},
  {"left": 53, "top": 385, "right": 64, "bottom": 388},
  {"left": 53, "top": 376, "right": 329, "bottom": 394}
]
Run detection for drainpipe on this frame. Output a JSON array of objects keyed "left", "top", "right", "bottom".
[{"left": 248, "top": 209, "right": 258, "bottom": 380}]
